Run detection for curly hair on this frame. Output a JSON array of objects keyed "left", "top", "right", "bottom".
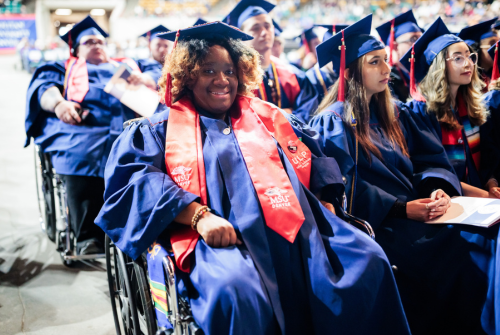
[
  {"left": 158, "top": 37, "right": 262, "bottom": 104},
  {"left": 316, "top": 55, "right": 408, "bottom": 161},
  {"left": 419, "top": 45, "right": 488, "bottom": 129}
]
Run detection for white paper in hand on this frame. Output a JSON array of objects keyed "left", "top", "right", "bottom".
[
  {"left": 104, "top": 65, "right": 159, "bottom": 117},
  {"left": 426, "top": 197, "right": 500, "bottom": 227}
]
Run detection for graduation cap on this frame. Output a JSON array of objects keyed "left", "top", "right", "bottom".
[
  {"left": 273, "top": 20, "right": 282, "bottom": 36},
  {"left": 140, "top": 24, "right": 170, "bottom": 41},
  {"left": 316, "top": 14, "right": 385, "bottom": 102},
  {"left": 400, "top": 17, "right": 463, "bottom": 101},
  {"left": 315, "top": 24, "right": 349, "bottom": 42},
  {"left": 194, "top": 18, "right": 207, "bottom": 26},
  {"left": 296, "top": 27, "right": 318, "bottom": 53},
  {"left": 376, "top": 10, "right": 423, "bottom": 66},
  {"left": 457, "top": 17, "right": 498, "bottom": 47},
  {"left": 158, "top": 21, "right": 253, "bottom": 107},
  {"left": 60, "top": 15, "right": 108, "bottom": 53},
  {"left": 223, "top": 0, "right": 275, "bottom": 28},
  {"left": 494, "top": 19, "right": 500, "bottom": 31}
]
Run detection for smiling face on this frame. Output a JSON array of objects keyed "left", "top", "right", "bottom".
[
  {"left": 361, "top": 49, "right": 391, "bottom": 99},
  {"left": 241, "top": 14, "right": 274, "bottom": 54},
  {"left": 77, "top": 35, "right": 109, "bottom": 65},
  {"left": 188, "top": 45, "right": 239, "bottom": 117},
  {"left": 445, "top": 42, "right": 474, "bottom": 87}
]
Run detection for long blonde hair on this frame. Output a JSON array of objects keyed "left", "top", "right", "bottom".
[
  {"left": 419, "top": 45, "right": 488, "bottom": 129},
  {"left": 317, "top": 56, "right": 408, "bottom": 161}
]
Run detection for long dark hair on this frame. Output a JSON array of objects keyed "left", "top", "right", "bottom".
[{"left": 317, "top": 56, "right": 409, "bottom": 161}]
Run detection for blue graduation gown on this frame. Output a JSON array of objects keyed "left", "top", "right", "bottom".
[
  {"left": 264, "top": 63, "right": 319, "bottom": 124},
  {"left": 25, "top": 61, "right": 136, "bottom": 178},
  {"left": 95, "top": 106, "right": 411, "bottom": 335},
  {"left": 407, "top": 99, "right": 497, "bottom": 188},
  {"left": 137, "top": 58, "right": 163, "bottom": 84},
  {"left": 481, "top": 90, "right": 500, "bottom": 183},
  {"left": 310, "top": 100, "right": 500, "bottom": 335},
  {"left": 305, "top": 65, "right": 337, "bottom": 104}
]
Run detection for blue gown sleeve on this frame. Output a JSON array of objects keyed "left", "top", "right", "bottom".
[
  {"left": 309, "top": 103, "right": 400, "bottom": 230},
  {"left": 401, "top": 101, "right": 462, "bottom": 196},
  {"left": 94, "top": 113, "right": 199, "bottom": 260},
  {"left": 289, "top": 67, "right": 319, "bottom": 124},
  {"left": 25, "top": 61, "right": 65, "bottom": 147},
  {"left": 482, "top": 90, "right": 500, "bottom": 183},
  {"left": 282, "top": 111, "right": 344, "bottom": 197},
  {"left": 137, "top": 58, "right": 163, "bottom": 84}
]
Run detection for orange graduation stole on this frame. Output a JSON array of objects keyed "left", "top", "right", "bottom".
[
  {"left": 165, "top": 95, "right": 312, "bottom": 272},
  {"left": 63, "top": 57, "right": 141, "bottom": 103}
]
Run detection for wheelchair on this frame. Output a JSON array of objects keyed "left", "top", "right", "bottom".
[
  {"left": 34, "top": 145, "right": 105, "bottom": 266},
  {"left": 105, "top": 118, "right": 375, "bottom": 335},
  {"left": 105, "top": 235, "right": 203, "bottom": 335}
]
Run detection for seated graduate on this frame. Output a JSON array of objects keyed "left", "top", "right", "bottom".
[
  {"left": 480, "top": 43, "right": 500, "bottom": 198},
  {"left": 293, "top": 27, "right": 321, "bottom": 71},
  {"left": 375, "top": 10, "right": 423, "bottom": 102},
  {"left": 402, "top": 17, "right": 500, "bottom": 198},
  {"left": 25, "top": 16, "right": 140, "bottom": 253},
  {"left": 305, "top": 25, "right": 345, "bottom": 104},
  {"left": 223, "top": 0, "right": 319, "bottom": 123},
  {"left": 271, "top": 19, "right": 285, "bottom": 59},
  {"left": 309, "top": 14, "right": 500, "bottom": 335},
  {"left": 94, "top": 22, "right": 411, "bottom": 335},
  {"left": 135, "top": 25, "right": 172, "bottom": 87},
  {"left": 457, "top": 18, "right": 499, "bottom": 90}
]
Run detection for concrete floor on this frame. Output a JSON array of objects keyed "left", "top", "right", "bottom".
[{"left": 0, "top": 55, "right": 115, "bottom": 335}]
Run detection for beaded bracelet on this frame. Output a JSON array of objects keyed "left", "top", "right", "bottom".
[{"left": 191, "top": 205, "right": 211, "bottom": 231}]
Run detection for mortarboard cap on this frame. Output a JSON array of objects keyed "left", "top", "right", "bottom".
[
  {"left": 316, "top": 15, "right": 384, "bottom": 71},
  {"left": 316, "top": 14, "right": 384, "bottom": 102},
  {"left": 376, "top": 10, "right": 423, "bottom": 46},
  {"left": 400, "top": 17, "right": 463, "bottom": 83},
  {"left": 458, "top": 17, "right": 498, "bottom": 46},
  {"left": 315, "top": 24, "right": 349, "bottom": 42},
  {"left": 194, "top": 18, "right": 208, "bottom": 26},
  {"left": 273, "top": 20, "right": 282, "bottom": 36},
  {"left": 60, "top": 15, "right": 108, "bottom": 46},
  {"left": 223, "top": 0, "right": 275, "bottom": 28},
  {"left": 140, "top": 24, "right": 170, "bottom": 41},
  {"left": 158, "top": 21, "right": 253, "bottom": 42}
]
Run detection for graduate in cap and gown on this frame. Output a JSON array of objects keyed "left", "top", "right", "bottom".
[
  {"left": 376, "top": 10, "right": 424, "bottom": 102},
  {"left": 293, "top": 26, "right": 321, "bottom": 71},
  {"left": 136, "top": 24, "right": 172, "bottom": 85},
  {"left": 403, "top": 17, "right": 500, "bottom": 197},
  {"left": 305, "top": 24, "right": 346, "bottom": 103},
  {"left": 25, "top": 16, "right": 140, "bottom": 253},
  {"left": 457, "top": 17, "right": 499, "bottom": 90},
  {"left": 310, "top": 14, "right": 500, "bottom": 335},
  {"left": 223, "top": 0, "right": 319, "bottom": 123},
  {"left": 95, "top": 21, "right": 411, "bottom": 335}
]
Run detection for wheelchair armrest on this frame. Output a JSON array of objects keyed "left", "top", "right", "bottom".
[
  {"left": 123, "top": 117, "right": 147, "bottom": 129},
  {"left": 341, "top": 209, "right": 375, "bottom": 240}
]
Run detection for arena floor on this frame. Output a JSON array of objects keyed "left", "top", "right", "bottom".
[{"left": 0, "top": 55, "right": 115, "bottom": 335}]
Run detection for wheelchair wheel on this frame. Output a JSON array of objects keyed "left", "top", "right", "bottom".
[
  {"left": 105, "top": 235, "right": 157, "bottom": 335},
  {"left": 34, "top": 145, "right": 56, "bottom": 242}
]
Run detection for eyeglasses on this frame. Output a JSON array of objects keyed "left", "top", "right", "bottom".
[
  {"left": 446, "top": 53, "right": 478, "bottom": 67},
  {"left": 396, "top": 35, "right": 420, "bottom": 45},
  {"left": 81, "top": 39, "right": 106, "bottom": 46}
]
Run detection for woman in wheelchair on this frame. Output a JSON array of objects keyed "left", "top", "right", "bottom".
[
  {"left": 25, "top": 16, "right": 150, "bottom": 255},
  {"left": 309, "top": 16, "right": 500, "bottom": 334},
  {"left": 95, "top": 22, "right": 411, "bottom": 335}
]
